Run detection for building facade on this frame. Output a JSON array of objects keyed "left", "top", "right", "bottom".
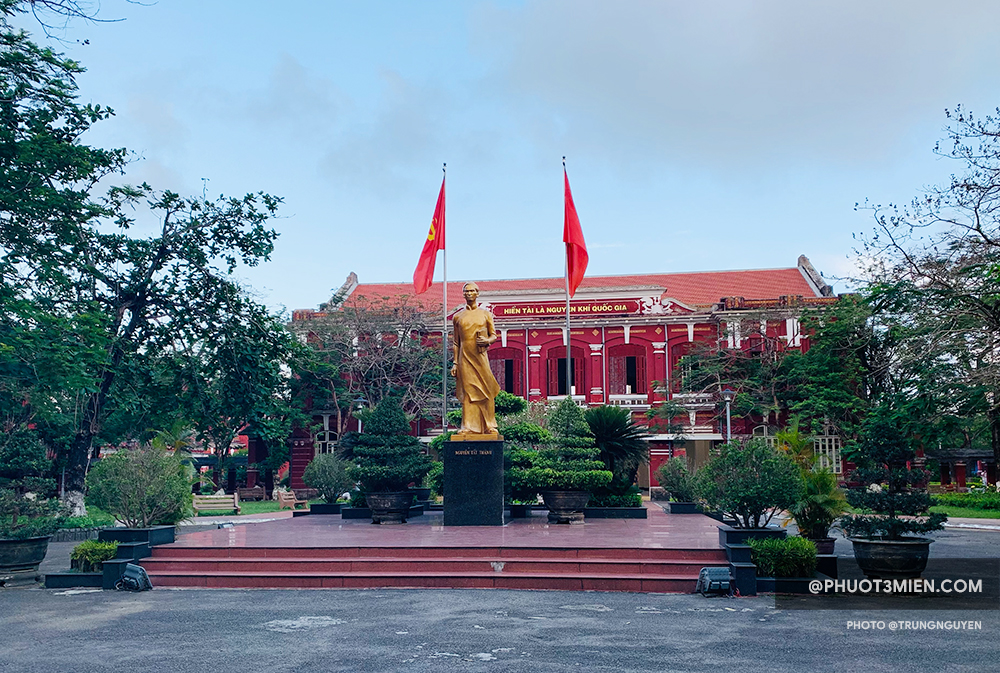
[{"left": 284, "top": 256, "right": 839, "bottom": 490}]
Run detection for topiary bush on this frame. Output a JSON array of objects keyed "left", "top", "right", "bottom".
[
  {"left": 696, "top": 438, "right": 803, "bottom": 529},
  {"left": 510, "top": 398, "right": 612, "bottom": 494},
  {"left": 346, "top": 398, "right": 432, "bottom": 493},
  {"left": 494, "top": 390, "right": 527, "bottom": 417},
  {"left": 85, "top": 444, "right": 193, "bottom": 528},
  {"left": 425, "top": 461, "right": 444, "bottom": 499},
  {"left": 840, "top": 412, "right": 946, "bottom": 540},
  {"left": 302, "top": 453, "right": 354, "bottom": 503},
  {"left": 748, "top": 537, "right": 817, "bottom": 578},
  {"left": 655, "top": 457, "right": 697, "bottom": 502},
  {"left": 0, "top": 429, "right": 65, "bottom": 539},
  {"left": 70, "top": 540, "right": 118, "bottom": 572}
]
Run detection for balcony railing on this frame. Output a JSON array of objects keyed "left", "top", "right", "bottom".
[{"left": 608, "top": 394, "right": 650, "bottom": 408}]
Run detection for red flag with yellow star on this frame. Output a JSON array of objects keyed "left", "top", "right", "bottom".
[{"left": 413, "top": 175, "right": 446, "bottom": 294}]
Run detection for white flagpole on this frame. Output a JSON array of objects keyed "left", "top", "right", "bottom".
[
  {"left": 441, "top": 163, "right": 448, "bottom": 432},
  {"left": 563, "top": 157, "right": 572, "bottom": 397}
]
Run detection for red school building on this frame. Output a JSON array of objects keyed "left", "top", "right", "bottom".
[{"left": 283, "top": 255, "right": 840, "bottom": 491}]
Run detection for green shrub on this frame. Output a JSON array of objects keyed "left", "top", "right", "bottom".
[
  {"left": 345, "top": 398, "right": 432, "bottom": 493},
  {"left": 697, "top": 439, "right": 803, "bottom": 529},
  {"left": 509, "top": 399, "right": 612, "bottom": 494},
  {"left": 933, "top": 492, "right": 1000, "bottom": 511},
  {"left": 70, "top": 540, "right": 118, "bottom": 572},
  {"left": 584, "top": 405, "right": 648, "bottom": 492},
  {"left": 748, "top": 537, "right": 817, "bottom": 578},
  {"left": 59, "top": 509, "right": 116, "bottom": 530},
  {"left": 302, "top": 453, "right": 354, "bottom": 503},
  {"left": 788, "top": 468, "right": 848, "bottom": 539},
  {"left": 0, "top": 429, "right": 65, "bottom": 539},
  {"left": 85, "top": 445, "right": 193, "bottom": 528},
  {"left": 425, "top": 461, "right": 444, "bottom": 498},
  {"left": 655, "top": 458, "right": 697, "bottom": 502},
  {"left": 494, "top": 390, "right": 527, "bottom": 417},
  {"left": 588, "top": 487, "right": 643, "bottom": 507},
  {"left": 499, "top": 422, "right": 551, "bottom": 444},
  {"left": 841, "top": 413, "right": 946, "bottom": 540}
]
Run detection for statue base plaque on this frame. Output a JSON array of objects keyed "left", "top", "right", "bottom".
[{"left": 443, "top": 439, "right": 505, "bottom": 526}]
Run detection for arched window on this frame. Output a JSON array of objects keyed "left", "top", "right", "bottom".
[
  {"left": 546, "top": 345, "right": 585, "bottom": 397},
  {"left": 488, "top": 347, "right": 525, "bottom": 397},
  {"left": 608, "top": 343, "right": 647, "bottom": 395}
]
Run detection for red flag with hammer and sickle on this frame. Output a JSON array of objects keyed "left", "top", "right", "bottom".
[{"left": 413, "top": 175, "right": 446, "bottom": 294}]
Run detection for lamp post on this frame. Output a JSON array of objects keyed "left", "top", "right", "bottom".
[
  {"left": 720, "top": 388, "right": 736, "bottom": 443},
  {"left": 354, "top": 397, "right": 367, "bottom": 434}
]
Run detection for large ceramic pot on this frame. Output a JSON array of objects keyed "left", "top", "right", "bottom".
[
  {"left": 850, "top": 537, "right": 933, "bottom": 579},
  {"left": 366, "top": 492, "right": 414, "bottom": 524},
  {"left": 540, "top": 490, "right": 590, "bottom": 524},
  {"left": 809, "top": 537, "right": 836, "bottom": 555},
  {"left": 409, "top": 486, "right": 432, "bottom": 502},
  {"left": 0, "top": 535, "right": 52, "bottom": 573}
]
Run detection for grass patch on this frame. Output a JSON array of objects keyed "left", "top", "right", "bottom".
[
  {"left": 194, "top": 499, "right": 324, "bottom": 516},
  {"left": 930, "top": 506, "right": 1000, "bottom": 520}
]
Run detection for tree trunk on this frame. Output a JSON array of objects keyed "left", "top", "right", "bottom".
[
  {"left": 63, "top": 431, "right": 94, "bottom": 516},
  {"left": 990, "top": 396, "right": 1000, "bottom": 467}
]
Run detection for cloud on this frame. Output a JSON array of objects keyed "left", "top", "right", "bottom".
[{"left": 472, "top": 0, "right": 1000, "bottom": 172}]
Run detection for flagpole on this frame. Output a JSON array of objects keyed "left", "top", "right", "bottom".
[
  {"left": 441, "top": 163, "right": 448, "bottom": 432},
  {"left": 563, "top": 157, "right": 572, "bottom": 398}
]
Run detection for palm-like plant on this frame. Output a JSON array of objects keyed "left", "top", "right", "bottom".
[
  {"left": 788, "top": 468, "right": 848, "bottom": 539},
  {"left": 584, "top": 405, "right": 648, "bottom": 492}
]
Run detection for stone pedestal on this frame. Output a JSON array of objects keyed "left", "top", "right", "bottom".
[{"left": 443, "top": 439, "right": 505, "bottom": 526}]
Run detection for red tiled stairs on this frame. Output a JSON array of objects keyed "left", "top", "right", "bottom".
[{"left": 139, "top": 546, "right": 728, "bottom": 592}]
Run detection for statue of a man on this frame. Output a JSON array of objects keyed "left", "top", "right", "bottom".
[{"left": 450, "top": 282, "right": 500, "bottom": 437}]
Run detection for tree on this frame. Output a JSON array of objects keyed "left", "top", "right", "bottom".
[
  {"left": 857, "top": 106, "right": 1000, "bottom": 464},
  {"left": 290, "top": 294, "right": 443, "bottom": 439},
  {"left": 0, "top": 10, "right": 299, "bottom": 512},
  {"left": 584, "top": 404, "right": 648, "bottom": 492}
]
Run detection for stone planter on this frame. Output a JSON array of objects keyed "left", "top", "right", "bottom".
[
  {"left": 667, "top": 501, "right": 699, "bottom": 514},
  {"left": 0, "top": 535, "right": 51, "bottom": 573},
  {"left": 809, "top": 537, "right": 836, "bottom": 555},
  {"left": 582, "top": 507, "right": 647, "bottom": 519},
  {"left": 718, "top": 525, "right": 787, "bottom": 548},
  {"left": 309, "top": 503, "right": 342, "bottom": 515},
  {"left": 508, "top": 504, "right": 532, "bottom": 518},
  {"left": 409, "top": 487, "right": 432, "bottom": 501},
  {"left": 850, "top": 537, "right": 933, "bottom": 579},
  {"left": 366, "top": 492, "right": 415, "bottom": 524},
  {"left": 540, "top": 490, "right": 590, "bottom": 524},
  {"left": 98, "top": 526, "right": 175, "bottom": 546}
]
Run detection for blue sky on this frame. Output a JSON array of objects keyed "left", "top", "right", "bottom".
[{"left": 19, "top": 1, "right": 1000, "bottom": 313}]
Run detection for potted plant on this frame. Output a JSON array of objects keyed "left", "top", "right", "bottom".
[
  {"left": 0, "top": 430, "right": 65, "bottom": 582},
  {"left": 841, "top": 413, "right": 946, "bottom": 579},
  {"left": 787, "top": 468, "right": 848, "bottom": 554},
  {"left": 345, "top": 398, "right": 431, "bottom": 524},
  {"left": 748, "top": 536, "right": 818, "bottom": 593},
  {"left": 655, "top": 457, "right": 699, "bottom": 514},
  {"left": 584, "top": 405, "right": 649, "bottom": 514},
  {"left": 512, "top": 398, "right": 612, "bottom": 524},
  {"left": 697, "top": 438, "right": 803, "bottom": 546},
  {"left": 85, "top": 443, "right": 192, "bottom": 544},
  {"left": 302, "top": 452, "right": 354, "bottom": 514}
]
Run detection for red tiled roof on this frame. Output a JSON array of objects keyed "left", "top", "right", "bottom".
[{"left": 343, "top": 267, "right": 819, "bottom": 311}]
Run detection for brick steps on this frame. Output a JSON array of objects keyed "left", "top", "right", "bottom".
[{"left": 141, "top": 546, "right": 727, "bottom": 593}]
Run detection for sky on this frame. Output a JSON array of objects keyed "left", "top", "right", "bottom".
[{"left": 16, "top": 1, "right": 1000, "bottom": 315}]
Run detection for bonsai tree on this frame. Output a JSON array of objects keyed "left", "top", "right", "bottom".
[
  {"left": 302, "top": 453, "right": 354, "bottom": 503},
  {"left": 584, "top": 405, "right": 648, "bottom": 507},
  {"left": 788, "top": 468, "right": 848, "bottom": 540},
  {"left": 840, "top": 413, "right": 946, "bottom": 540},
  {"left": 655, "top": 457, "right": 697, "bottom": 503},
  {"left": 696, "top": 438, "right": 803, "bottom": 529},
  {"left": 512, "top": 398, "right": 612, "bottom": 495},
  {"left": 345, "top": 398, "right": 431, "bottom": 494},
  {"left": 0, "top": 430, "right": 64, "bottom": 540},
  {"left": 85, "top": 444, "right": 193, "bottom": 528}
]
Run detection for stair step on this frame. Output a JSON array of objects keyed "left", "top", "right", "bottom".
[
  {"left": 141, "top": 569, "right": 703, "bottom": 592},
  {"left": 149, "top": 546, "right": 727, "bottom": 562}
]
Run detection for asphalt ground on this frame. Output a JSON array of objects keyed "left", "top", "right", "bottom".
[{"left": 1, "top": 520, "right": 995, "bottom": 673}]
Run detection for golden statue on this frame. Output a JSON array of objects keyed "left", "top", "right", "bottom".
[{"left": 450, "top": 282, "right": 502, "bottom": 439}]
